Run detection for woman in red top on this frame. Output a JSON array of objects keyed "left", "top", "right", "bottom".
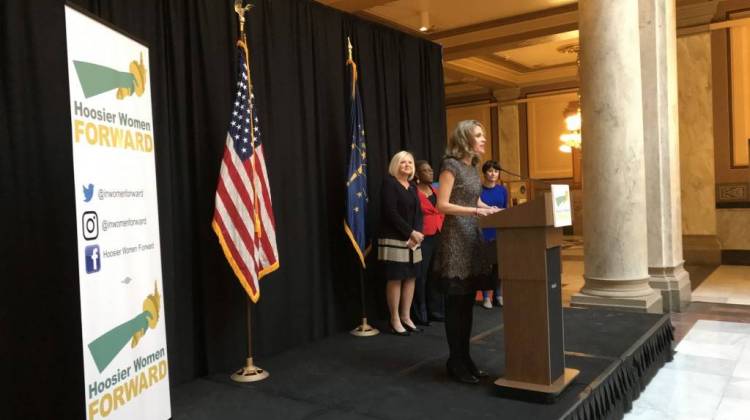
[{"left": 411, "top": 160, "right": 445, "bottom": 325}]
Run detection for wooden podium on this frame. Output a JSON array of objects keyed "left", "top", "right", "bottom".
[{"left": 480, "top": 191, "right": 578, "bottom": 401}]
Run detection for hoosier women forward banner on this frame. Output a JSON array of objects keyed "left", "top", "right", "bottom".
[{"left": 65, "top": 6, "right": 170, "bottom": 420}]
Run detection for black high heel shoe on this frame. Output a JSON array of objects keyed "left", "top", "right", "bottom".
[
  {"left": 465, "top": 357, "right": 488, "bottom": 378},
  {"left": 446, "top": 359, "right": 479, "bottom": 384},
  {"left": 402, "top": 323, "right": 423, "bottom": 333},
  {"left": 389, "top": 324, "right": 410, "bottom": 336}
]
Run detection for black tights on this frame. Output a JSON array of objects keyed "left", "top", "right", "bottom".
[{"left": 444, "top": 293, "right": 475, "bottom": 368}]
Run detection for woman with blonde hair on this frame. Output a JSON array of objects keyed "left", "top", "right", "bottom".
[
  {"left": 433, "top": 120, "right": 500, "bottom": 383},
  {"left": 377, "top": 151, "right": 424, "bottom": 335}
]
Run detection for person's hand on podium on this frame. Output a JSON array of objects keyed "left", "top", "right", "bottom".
[{"left": 476, "top": 206, "right": 500, "bottom": 217}]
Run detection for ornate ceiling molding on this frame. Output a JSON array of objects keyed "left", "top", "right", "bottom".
[{"left": 317, "top": 0, "right": 733, "bottom": 93}]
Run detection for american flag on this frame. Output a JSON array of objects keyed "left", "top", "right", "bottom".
[{"left": 212, "top": 41, "right": 279, "bottom": 303}]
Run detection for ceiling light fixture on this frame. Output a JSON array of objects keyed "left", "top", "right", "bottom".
[
  {"left": 559, "top": 101, "right": 581, "bottom": 152},
  {"left": 558, "top": 44, "right": 581, "bottom": 153},
  {"left": 419, "top": 11, "right": 430, "bottom": 32}
]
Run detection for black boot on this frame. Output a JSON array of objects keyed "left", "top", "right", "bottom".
[
  {"left": 445, "top": 294, "right": 479, "bottom": 384},
  {"left": 460, "top": 293, "right": 487, "bottom": 379},
  {"left": 465, "top": 357, "right": 488, "bottom": 378},
  {"left": 446, "top": 358, "right": 479, "bottom": 384}
]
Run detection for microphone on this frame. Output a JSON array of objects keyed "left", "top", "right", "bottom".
[
  {"left": 495, "top": 165, "right": 549, "bottom": 207},
  {"left": 496, "top": 165, "right": 545, "bottom": 184},
  {"left": 498, "top": 165, "right": 523, "bottom": 179}
]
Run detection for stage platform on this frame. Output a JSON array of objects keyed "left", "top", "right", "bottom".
[{"left": 172, "top": 307, "right": 673, "bottom": 420}]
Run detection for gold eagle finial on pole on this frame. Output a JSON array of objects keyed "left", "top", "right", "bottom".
[{"left": 234, "top": 0, "right": 253, "bottom": 34}]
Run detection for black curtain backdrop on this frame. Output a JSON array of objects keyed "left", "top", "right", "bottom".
[{"left": 0, "top": 0, "right": 446, "bottom": 417}]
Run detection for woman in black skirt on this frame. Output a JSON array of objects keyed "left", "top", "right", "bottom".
[{"left": 378, "top": 151, "right": 424, "bottom": 336}]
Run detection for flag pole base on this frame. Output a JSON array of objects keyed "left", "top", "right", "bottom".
[
  {"left": 350, "top": 317, "right": 379, "bottom": 337},
  {"left": 230, "top": 357, "right": 269, "bottom": 383}
]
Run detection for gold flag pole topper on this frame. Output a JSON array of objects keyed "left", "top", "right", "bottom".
[{"left": 230, "top": 0, "right": 269, "bottom": 384}]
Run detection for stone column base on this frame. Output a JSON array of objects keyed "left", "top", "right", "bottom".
[
  {"left": 649, "top": 263, "right": 691, "bottom": 312},
  {"left": 570, "top": 291, "right": 663, "bottom": 313}
]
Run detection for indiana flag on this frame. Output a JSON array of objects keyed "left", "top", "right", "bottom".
[
  {"left": 212, "top": 39, "right": 279, "bottom": 303},
  {"left": 344, "top": 44, "right": 370, "bottom": 268}
]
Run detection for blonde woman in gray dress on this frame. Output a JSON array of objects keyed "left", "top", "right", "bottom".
[{"left": 433, "top": 120, "right": 500, "bottom": 384}]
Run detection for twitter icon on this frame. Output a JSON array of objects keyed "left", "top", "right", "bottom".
[{"left": 83, "top": 184, "right": 94, "bottom": 202}]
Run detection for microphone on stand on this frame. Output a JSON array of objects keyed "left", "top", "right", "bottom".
[{"left": 495, "top": 165, "right": 541, "bottom": 206}]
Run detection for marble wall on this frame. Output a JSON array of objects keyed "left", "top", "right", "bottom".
[
  {"left": 498, "top": 105, "right": 520, "bottom": 183},
  {"left": 730, "top": 26, "right": 750, "bottom": 167},
  {"left": 676, "top": 33, "right": 717, "bottom": 236},
  {"left": 526, "top": 93, "right": 576, "bottom": 179},
  {"left": 717, "top": 209, "right": 750, "bottom": 250}
]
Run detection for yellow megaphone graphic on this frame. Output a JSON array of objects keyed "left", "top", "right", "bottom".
[
  {"left": 87, "top": 282, "right": 161, "bottom": 373},
  {"left": 73, "top": 53, "right": 147, "bottom": 100}
]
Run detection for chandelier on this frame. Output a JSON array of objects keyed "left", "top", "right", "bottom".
[
  {"left": 559, "top": 100, "right": 581, "bottom": 153},
  {"left": 558, "top": 44, "right": 581, "bottom": 153}
]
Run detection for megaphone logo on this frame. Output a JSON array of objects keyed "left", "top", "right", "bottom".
[
  {"left": 555, "top": 191, "right": 570, "bottom": 208},
  {"left": 73, "top": 53, "right": 147, "bottom": 100},
  {"left": 87, "top": 282, "right": 161, "bottom": 373}
]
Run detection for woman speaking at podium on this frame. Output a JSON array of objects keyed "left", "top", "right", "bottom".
[{"left": 433, "top": 120, "right": 500, "bottom": 384}]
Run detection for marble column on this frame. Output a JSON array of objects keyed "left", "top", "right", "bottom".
[
  {"left": 639, "top": 0, "right": 691, "bottom": 312},
  {"left": 498, "top": 105, "right": 520, "bottom": 183},
  {"left": 677, "top": 33, "right": 721, "bottom": 265},
  {"left": 571, "top": 0, "right": 663, "bottom": 313},
  {"left": 493, "top": 88, "right": 522, "bottom": 202}
]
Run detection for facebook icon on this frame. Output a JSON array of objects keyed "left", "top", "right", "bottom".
[{"left": 85, "top": 245, "right": 101, "bottom": 274}]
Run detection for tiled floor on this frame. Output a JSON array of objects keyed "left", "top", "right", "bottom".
[
  {"left": 557, "top": 240, "right": 750, "bottom": 419},
  {"left": 671, "top": 301, "right": 750, "bottom": 343},
  {"left": 624, "top": 320, "right": 750, "bottom": 420},
  {"left": 692, "top": 266, "right": 750, "bottom": 305}
]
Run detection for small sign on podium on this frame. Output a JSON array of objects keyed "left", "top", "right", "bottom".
[{"left": 550, "top": 184, "right": 572, "bottom": 228}]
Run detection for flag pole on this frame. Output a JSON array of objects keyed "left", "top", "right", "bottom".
[
  {"left": 231, "top": 298, "right": 269, "bottom": 382},
  {"left": 230, "top": 0, "right": 269, "bottom": 382},
  {"left": 346, "top": 36, "right": 378, "bottom": 337}
]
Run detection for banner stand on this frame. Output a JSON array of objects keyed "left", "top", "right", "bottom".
[
  {"left": 231, "top": 299, "right": 269, "bottom": 382},
  {"left": 65, "top": 4, "right": 172, "bottom": 418}
]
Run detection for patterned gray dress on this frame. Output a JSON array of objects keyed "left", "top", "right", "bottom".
[{"left": 432, "top": 157, "right": 491, "bottom": 295}]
